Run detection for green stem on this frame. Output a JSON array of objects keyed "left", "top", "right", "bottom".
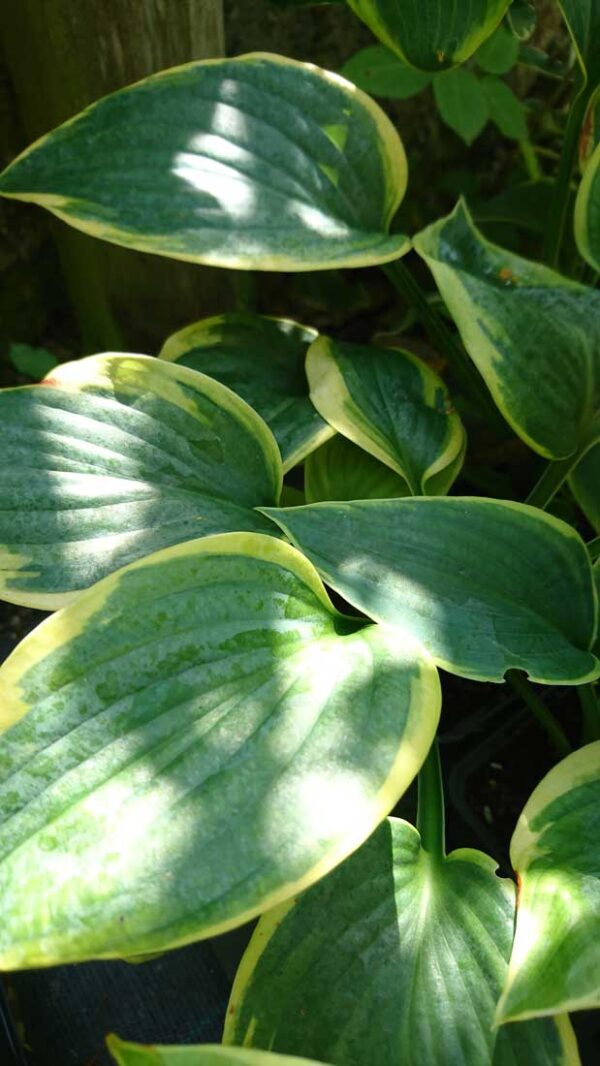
[
  {"left": 525, "top": 452, "right": 578, "bottom": 509},
  {"left": 543, "top": 78, "right": 592, "bottom": 268},
  {"left": 519, "top": 138, "right": 542, "bottom": 182},
  {"left": 579, "top": 683, "right": 600, "bottom": 745},
  {"left": 383, "top": 260, "right": 500, "bottom": 422},
  {"left": 588, "top": 535, "right": 600, "bottom": 562},
  {"left": 507, "top": 671, "right": 572, "bottom": 757},
  {"left": 417, "top": 739, "right": 445, "bottom": 864}
]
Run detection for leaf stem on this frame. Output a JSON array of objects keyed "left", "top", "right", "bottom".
[
  {"left": 506, "top": 671, "right": 572, "bottom": 757},
  {"left": 524, "top": 452, "right": 577, "bottom": 509},
  {"left": 382, "top": 259, "right": 500, "bottom": 422},
  {"left": 588, "top": 535, "right": 600, "bottom": 562},
  {"left": 579, "top": 683, "right": 600, "bottom": 745},
  {"left": 543, "top": 77, "right": 592, "bottom": 268},
  {"left": 417, "top": 739, "right": 445, "bottom": 864}
]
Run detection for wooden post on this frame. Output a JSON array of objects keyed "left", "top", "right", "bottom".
[{"left": 0, "top": 0, "right": 231, "bottom": 353}]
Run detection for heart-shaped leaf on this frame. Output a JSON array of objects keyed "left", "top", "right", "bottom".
[
  {"left": 160, "top": 313, "right": 332, "bottom": 471},
  {"left": 225, "top": 818, "right": 577, "bottom": 1065},
  {"left": 346, "top": 0, "right": 510, "bottom": 72},
  {"left": 0, "top": 354, "right": 282, "bottom": 609},
  {"left": 108, "top": 1036, "right": 330, "bottom": 1066},
  {"left": 575, "top": 139, "right": 600, "bottom": 272},
  {"left": 0, "top": 54, "right": 409, "bottom": 271},
  {"left": 262, "top": 497, "right": 600, "bottom": 683},
  {"left": 414, "top": 200, "right": 600, "bottom": 458},
  {"left": 0, "top": 533, "right": 440, "bottom": 969},
  {"left": 305, "top": 436, "right": 410, "bottom": 502},
  {"left": 306, "top": 336, "right": 466, "bottom": 495},
  {"left": 497, "top": 742, "right": 600, "bottom": 1023}
]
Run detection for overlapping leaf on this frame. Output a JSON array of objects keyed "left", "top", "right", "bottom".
[
  {"left": 497, "top": 742, "right": 600, "bottom": 1023},
  {"left": 306, "top": 337, "right": 465, "bottom": 495},
  {"left": 557, "top": 1, "right": 600, "bottom": 92},
  {"left": 0, "top": 354, "right": 282, "bottom": 609},
  {"left": 262, "top": 497, "right": 600, "bottom": 683},
  {"left": 160, "top": 313, "right": 332, "bottom": 471},
  {"left": 346, "top": 1, "right": 510, "bottom": 72},
  {"left": 305, "top": 436, "right": 410, "bottom": 502},
  {"left": 570, "top": 439, "right": 600, "bottom": 532},
  {"left": 414, "top": 201, "right": 600, "bottom": 458},
  {"left": 0, "top": 54, "right": 409, "bottom": 271},
  {"left": 575, "top": 139, "right": 600, "bottom": 272},
  {"left": 108, "top": 1035, "right": 329, "bottom": 1066},
  {"left": 225, "top": 818, "right": 578, "bottom": 1066},
  {"left": 0, "top": 533, "right": 440, "bottom": 969}
]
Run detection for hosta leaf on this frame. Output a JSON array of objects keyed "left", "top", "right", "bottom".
[
  {"left": 0, "top": 354, "right": 282, "bottom": 610},
  {"left": 159, "top": 313, "right": 332, "bottom": 471},
  {"left": 557, "top": 1, "right": 600, "bottom": 92},
  {"left": 108, "top": 1036, "right": 330, "bottom": 1066},
  {"left": 262, "top": 497, "right": 600, "bottom": 683},
  {"left": 347, "top": 1, "right": 511, "bottom": 73},
  {"left": 225, "top": 818, "right": 578, "bottom": 1066},
  {"left": 433, "top": 69, "right": 490, "bottom": 145},
  {"left": 497, "top": 742, "right": 600, "bottom": 1022},
  {"left": 306, "top": 337, "right": 465, "bottom": 495},
  {"left": 0, "top": 533, "right": 440, "bottom": 969},
  {"left": 575, "top": 139, "right": 600, "bottom": 272},
  {"left": 569, "top": 436, "right": 600, "bottom": 533},
  {"left": 339, "top": 45, "right": 432, "bottom": 99},
  {"left": 0, "top": 54, "right": 409, "bottom": 271},
  {"left": 305, "top": 436, "right": 410, "bottom": 502},
  {"left": 414, "top": 201, "right": 600, "bottom": 458}
]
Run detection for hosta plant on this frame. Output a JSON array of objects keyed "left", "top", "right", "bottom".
[{"left": 0, "top": 6, "right": 599, "bottom": 1065}]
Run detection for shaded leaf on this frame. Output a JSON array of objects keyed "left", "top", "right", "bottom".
[
  {"left": 475, "top": 25, "right": 520, "bottom": 74},
  {"left": 262, "top": 497, "right": 600, "bottom": 683},
  {"left": 108, "top": 1035, "right": 331, "bottom": 1065},
  {"left": 0, "top": 533, "right": 440, "bottom": 969},
  {"left": 433, "top": 69, "right": 490, "bottom": 144},
  {"left": 225, "top": 818, "right": 578, "bottom": 1066},
  {"left": 305, "top": 435, "right": 410, "bottom": 502},
  {"left": 414, "top": 201, "right": 600, "bottom": 458},
  {"left": 569, "top": 439, "right": 600, "bottom": 532},
  {"left": 347, "top": 0, "right": 511, "bottom": 72},
  {"left": 482, "top": 76, "right": 528, "bottom": 140},
  {"left": 0, "top": 54, "right": 409, "bottom": 271},
  {"left": 9, "top": 344, "right": 58, "bottom": 380},
  {"left": 0, "top": 354, "right": 282, "bottom": 609},
  {"left": 306, "top": 336, "right": 465, "bottom": 494},
  {"left": 159, "top": 312, "right": 332, "bottom": 471},
  {"left": 575, "top": 138, "right": 600, "bottom": 272},
  {"left": 340, "top": 45, "right": 432, "bottom": 98}
]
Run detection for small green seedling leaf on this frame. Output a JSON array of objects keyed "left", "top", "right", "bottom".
[
  {"left": 0, "top": 354, "right": 282, "bottom": 609},
  {"left": 8, "top": 343, "right": 58, "bottom": 380},
  {"left": 433, "top": 69, "right": 490, "bottom": 144},
  {"left": 306, "top": 336, "right": 466, "bottom": 494},
  {"left": 575, "top": 139, "right": 600, "bottom": 272},
  {"left": 414, "top": 201, "right": 600, "bottom": 458},
  {"left": 497, "top": 742, "right": 600, "bottom": 1022},
  {"left": 159, "top": 312, "right": 332, "bottom": 472},
  {"left": 305, "top": 436, "right": 410, "bottom": 502},
  {"left": 225, "top": 818, "right": 577, "bottom": 1065},
  {"left": 108, "top": 1035, "right": 330, "bottom": 1066},
  {"left": 340, "top": 45, "right": 432, "bottom": 98},
  {"left": 482, "top": 76, "right": 528, "bottom": 140},
  {"left": 569, "top": 439, "right": 600, "bottom": 532},
  {"left": 475, "top": 25, "right": 520, "bottom": 74},
  {"left": 0, "top": 533, "right": 440, "bottom": 969},
  {"left": 347, "top": 0, "right": 511, "bottom": 72},
  {"left": 0, "top": 54, "right": 409, "bottom": 271},
  {"left": 262, "top": 497, "right": 600, "bottom": 684}
]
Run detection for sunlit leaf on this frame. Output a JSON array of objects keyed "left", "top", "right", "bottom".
[
  {"left": 262, "top": 497, "right": 600, "bottom": 683},
  {"left": 0, "top": 354, "right": 282, "bottom": 609},
  {"left": 497, "top": 742, "right": 600, "bottom": 1022},
  {"left": 340, "top": 45, "right": 432, "bottom": 98},
  {"left": 225, "top": 818, "right": 578, "bottom": 1066},
  {"left": 305, "top": 436, "right": 410, "bottom": 502},
  {"left": 0, "top": 54, "right": 409, "bottom": 271},
  {"left": 0, "top": 533, "right": 440, "bottom": 969},
  {"left": 575, "top": 138, "right": 600, "bottom": 272},
  {"left": 306, "top": 336, "right": 465, "bottom": 494},
  {"left": 159, "top": 312, "right": 332, "bottom": 471},
  {"left": 347, "top": 0, "right": 511, "bottom": 72},
  {"left": 108, "top": 1034, "right": 330, "bottom": 1066},
  {"left": 414, "top": 200, "right": 600, "bottom": 458}
]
